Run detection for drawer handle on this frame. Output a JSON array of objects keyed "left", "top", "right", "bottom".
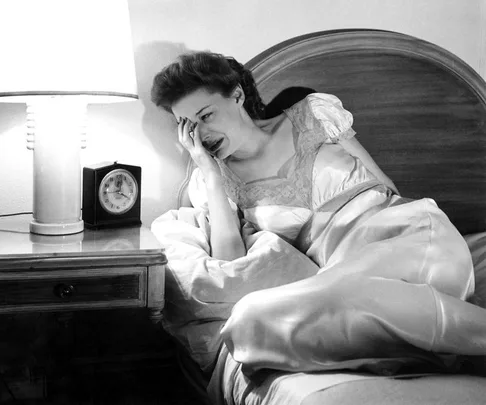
[{"left": 54, "top": 283, "right": 75, "bottom": 299}]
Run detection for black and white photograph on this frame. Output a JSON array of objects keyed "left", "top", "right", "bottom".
[{"left": 0, "top": 1, "right": 485, "bottom": 404}]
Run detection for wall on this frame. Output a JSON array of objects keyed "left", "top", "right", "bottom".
[
  {"left": 481, "top": 0, "right": 486, "bottom": 79},
  {"left": 0, "top": 0, "right": 483, "bottom": 226}
]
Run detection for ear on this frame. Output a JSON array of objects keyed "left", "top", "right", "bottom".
[{"left": 232, "top": 85, "right": 245, "bottom": 104}]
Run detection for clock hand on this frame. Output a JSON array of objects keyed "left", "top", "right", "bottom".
[
  {"left": 107, "top": 190, "right": 129, "bottom": 197},
  {"left": 106, "top": 190, "right": 131, "bottom": 198}
]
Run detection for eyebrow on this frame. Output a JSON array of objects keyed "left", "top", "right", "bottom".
[{"left": 196, "top": 105, "right": 211, "bottom": 116}]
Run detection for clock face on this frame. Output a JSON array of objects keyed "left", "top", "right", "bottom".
[{"left": 98, "top": 169, "right": 139, "bottom": 215}]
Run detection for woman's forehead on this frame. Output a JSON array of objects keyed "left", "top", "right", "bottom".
[{"left": 172, "top": 89, "right": 223, "bottom": 117}]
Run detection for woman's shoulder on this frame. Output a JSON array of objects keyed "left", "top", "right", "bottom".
[{"left": 254, "top": 112, "right": 288, "bottom": 135}]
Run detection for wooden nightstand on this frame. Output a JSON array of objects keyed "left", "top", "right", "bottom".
[
  {"left": 0, "top": 215, "right": 171, "bottom": 401},
  {"left": 0, "top": 215, "right": 166, "bottom": 321}
]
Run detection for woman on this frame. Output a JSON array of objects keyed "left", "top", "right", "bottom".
[{"left": 151, "top": 52, "right": 486, "bottom": 379}]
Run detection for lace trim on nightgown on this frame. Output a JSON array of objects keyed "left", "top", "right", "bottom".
[
  {"left": 217, "top": 94, "right": 356, "bottom": 210},
  {"left": 217, "top": 125, "right": 315, "bottom": 210}
]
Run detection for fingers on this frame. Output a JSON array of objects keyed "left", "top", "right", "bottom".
[
  {"left": 192, "top": 123, "right": 202, "bottom": 147},
  {"left": 177, "top": 117, "right": 184, "bottom": 144},
  {"left": 177, "top": 117, "right": 195, "bottom": 149},
  {"left": 191, "top": 124, "right": 211, "bottom": 157}
]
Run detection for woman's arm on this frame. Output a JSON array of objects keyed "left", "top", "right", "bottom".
[
  {"left": 340, "top": 136, "right": 400, "bottom": 195},
  {"left": 179, "top": 117, "right": 246, "bottom": 261},
  {"left": 205, "top": 173, "right": 247, "bottom": 260}
]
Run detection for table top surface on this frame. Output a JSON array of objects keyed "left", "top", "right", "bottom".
[{"left": 0, "top": 215, "right": 165, "bottom": 263}]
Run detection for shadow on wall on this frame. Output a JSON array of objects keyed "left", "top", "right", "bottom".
[
  {"left": 0, "top": 103, "right": 26, "bottom": 136},
  {"left": 135, "top": 40, "right": 190, "bottom": 169},
  {"left": 133, "top": 41, "right": 193, "bottom": 222},
  {"left": 0, "top": 103, "right": 33, "bottom": 215}
]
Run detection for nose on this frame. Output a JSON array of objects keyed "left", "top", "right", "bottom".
[{"left": 197, "top": 122, "right": 209, "bottom": 138}]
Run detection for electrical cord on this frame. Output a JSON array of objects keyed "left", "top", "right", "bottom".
[
  {"left": 0, "top": 212, "right": 32, "bottom": 218},
  {"left": 0, "top": 209, "right": 84, "bottom": 218}
]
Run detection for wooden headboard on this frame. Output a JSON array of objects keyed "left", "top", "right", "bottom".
[{"left": 180, "top": 29, "right": 486, "bottom": 235}]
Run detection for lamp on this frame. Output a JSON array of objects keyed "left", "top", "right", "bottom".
[{"left": 0, "top": 0, "right": 138, "bottom": 235}]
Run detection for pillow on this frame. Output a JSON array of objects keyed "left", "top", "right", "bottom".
[{"left": 464, "top": 232, "right": 486, "bottom": 308}]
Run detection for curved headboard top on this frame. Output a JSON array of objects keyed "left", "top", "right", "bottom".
[{"left": 179, "top": 29, "right": 486, "bottom": 235}]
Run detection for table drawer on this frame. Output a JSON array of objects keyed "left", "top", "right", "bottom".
[{"left": 0, "top": 267, "right": 147, "bottom": 312}]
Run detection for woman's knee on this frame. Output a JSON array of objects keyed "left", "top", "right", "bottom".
[
  {"left": 222, "top": 290, "right": 271, "bottom": 342},
  {"left": 423, "top": 228, "right": 474, "bottom": 299},
  {"left": 417, "top": 202, "right": 473, "bottom": 298}
]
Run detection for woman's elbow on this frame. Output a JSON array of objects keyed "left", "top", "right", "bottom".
[{"left": 211, "top": 237, "right": 247, "bottom": 261}]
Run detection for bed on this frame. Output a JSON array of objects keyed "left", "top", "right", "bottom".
[{"left": 160, "top": 29, "right": 486, "bottom": 404}]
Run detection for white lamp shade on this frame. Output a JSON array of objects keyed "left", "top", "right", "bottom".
[{"left": 0, "top": 0, "right": 138, "bottom": 103}]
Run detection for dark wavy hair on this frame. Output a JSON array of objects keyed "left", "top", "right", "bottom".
[{"left": 151, "top": 52, "right": 266, "bottom": 120}]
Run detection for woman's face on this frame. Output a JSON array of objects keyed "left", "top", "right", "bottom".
[{"left": 171, "top": 87, "right": 247, "bottom": 159}]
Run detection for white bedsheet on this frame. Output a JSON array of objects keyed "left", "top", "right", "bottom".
[{"left": 209, "top": 345, "right": 389, "bottom": 405}]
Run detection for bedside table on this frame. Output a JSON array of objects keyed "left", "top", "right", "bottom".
[
  {"left": 0, "top": 215, "right": 166, "bottom": 323},
  {"left": 0, "top": 215, "right": 174, "bottom": 402}
]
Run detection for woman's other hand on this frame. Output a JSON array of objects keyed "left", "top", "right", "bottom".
[{"left": 178, "top": 117, "right": 221, "bottom": 179}]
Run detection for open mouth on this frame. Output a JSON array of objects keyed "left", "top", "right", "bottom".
[{"left": 203, "top": 138, "right": 224, "bottom": 155}]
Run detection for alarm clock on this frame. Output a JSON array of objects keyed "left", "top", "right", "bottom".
[{"left": 82, "top": 162, "right": 142, "bottom": 229}]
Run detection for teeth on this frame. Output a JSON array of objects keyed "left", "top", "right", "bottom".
[
  {"left": 213, "top": 139, "right": 223, "bottom": 152},
  {"left": 205, "top": 139, "right": 221, "bottom": 152}
]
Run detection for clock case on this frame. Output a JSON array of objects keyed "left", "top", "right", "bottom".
[{"left": 82, "top": 162, "right": 142, "bottom": 229}]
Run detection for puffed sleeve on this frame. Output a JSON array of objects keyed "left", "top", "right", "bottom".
[{"left": 292, "top": 93, "right": 356, "bottom": 145}]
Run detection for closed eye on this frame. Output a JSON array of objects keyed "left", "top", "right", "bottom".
[{"left": 201, "top": 112, "right": 213, "bottom": 122}]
